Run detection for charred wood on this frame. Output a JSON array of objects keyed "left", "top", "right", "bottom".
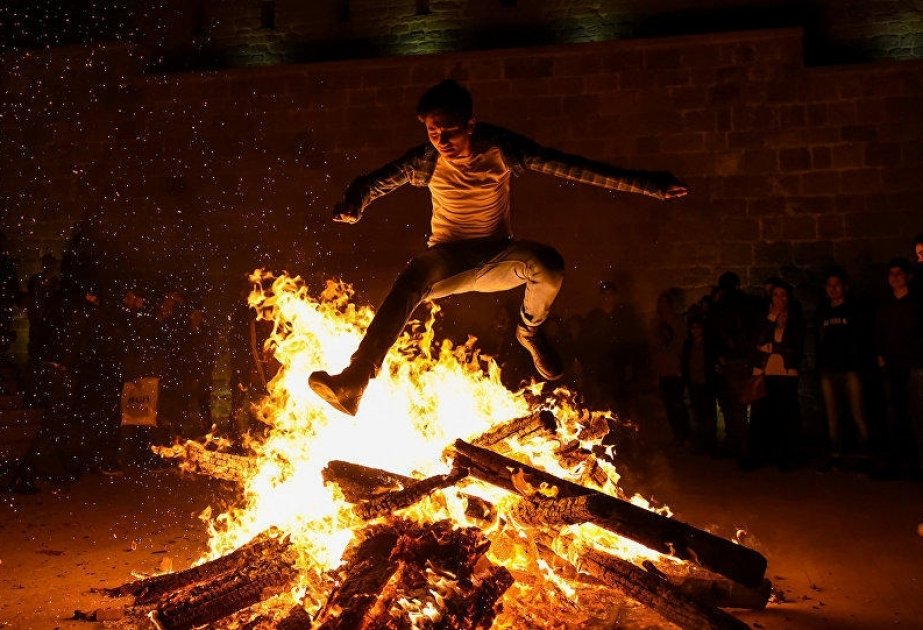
[
  {"left": 453, "top": 439, "right": 767, "bottom": 588},
  {"left": 511, "top": 494, "right": 598, "bottom": 525},
  {"left": 471, "top": 410, "right": 557, "bottom": 448},
  {"left": 360, "top": 522, "right": 508, "bottom": 630},
  {"left": 105, "top": 528, "right": 289, "bottom": 605},
  {"left": 435, "top": 566, "right": 514, "bottom": 630},
  {"left": 664, "top": 571, "right": 772, "bottom": 611},
  {"left": 322, "top": 460, "right": 412, "bottom": 502},
  {"left": 313, "top": 524, "right": 406, "bottom": 629},
  {"left": 356, "top": 467, "right": 468, "bottom": 520},
  {"left": 150, "top": 546, "right": 299, "bottom": 630},
  {"left": 554, "top": 537, "right": 750, "bottom": 630},
  {"left": 275, "top": 604, "right": 315, "bottom": 629}
]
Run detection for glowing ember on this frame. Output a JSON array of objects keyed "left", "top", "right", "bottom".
[{"left": 162, "top": 269, "right": 680, "bottom": 625}]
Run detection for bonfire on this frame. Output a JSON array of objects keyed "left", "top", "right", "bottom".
[{"left": 104, "top": 270, "right": 769, "bottom": 630}]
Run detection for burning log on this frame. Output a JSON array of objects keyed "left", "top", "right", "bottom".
[
  {"left": 150, "top": 554, "right": 298, "bottom": 630},
  {"left": 356, "top": 466, "right": 469, "bottom": 520},
  {"left": 314, "top": 520, "right": 511, "bottom": 629},
  {"left": 323, "top": 460, "right": 412, "bottom": 502},
  {"left": 150, "top": 549, "right": 300, "bottom": 630},
  {"left": 324, "top": 459, "right": 495, "bottom": 523},
  {"left": 471, "top": 410, "right": 558, "bottom": 447},
  {"left": 552, "top": 536, "right": 750, "bottom": 630},
  {"left": 647, "top": 564, "right": 772, "bottom": 611},
  {"left": 105, "top": 528, "right": 290, "bottom": 605},
  {"left": 156, "top": 441, "right": 257, "bottom": 483},
  {"left": 453, "top": 439, "right": 767, "bottom": 588}
]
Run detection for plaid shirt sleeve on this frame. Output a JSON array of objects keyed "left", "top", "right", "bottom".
[
  {"left": 491, "top": 126, "right": 672, "bottom": 199},
  {"left": 342, "top": 145, "right": 431, "bottom": 213}
]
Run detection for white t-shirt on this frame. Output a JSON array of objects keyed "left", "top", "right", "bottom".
[{"left": 427, "top": 146, "right": 511, "bottom": 246}]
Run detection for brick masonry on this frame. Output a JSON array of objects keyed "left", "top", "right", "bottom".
[
  {"left": 180, "top": 0, "right": 923, "bottom": 67},
  {"left": 1, "top": 27, "right": 922, "bottom": 347}
]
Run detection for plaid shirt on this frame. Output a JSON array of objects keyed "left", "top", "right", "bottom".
[{"left": 342, "top": 122, "right": 674, "bottom": 214}]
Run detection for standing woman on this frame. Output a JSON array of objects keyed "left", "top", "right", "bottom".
[{"left": 747, "top": 280, "right": 805, "bottom": 469}]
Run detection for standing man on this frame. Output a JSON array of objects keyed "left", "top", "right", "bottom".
[
  {"left": 309, "top": 80, "right": 688, "bottom": 415},
  {"left": 875, "top": 258, "right": 923, "bottom": 478}
]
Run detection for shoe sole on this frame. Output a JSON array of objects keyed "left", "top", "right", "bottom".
[{"left": 308, "top": 375, "right": 359, "bottom": 416}]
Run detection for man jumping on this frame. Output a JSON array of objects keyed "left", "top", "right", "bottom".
[{"left": 309, "top": 79, "right": 688, "bottom": 415}]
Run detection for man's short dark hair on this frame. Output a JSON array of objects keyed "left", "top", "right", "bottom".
[
  {"left": 887, "top": 257, "right": 912, "bottom": 274},
  {"left": 416, "top": 79, "right": 473, "bottom": 122},
  {"left": 825, "top": 266, "right": 848, "bottom": 283},
  {"left": 914, "top": 233, "right": 923, "bottom": 246},
  {"left": 717, "top": 271, "right": 740, "bottom": 291}
]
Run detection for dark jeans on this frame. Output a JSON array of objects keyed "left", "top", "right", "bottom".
[
  {"left": 748, "top": 375, "right": 801, "bottom": 468},
  {"left": 352, "top": 237, "right": 564, "bottom": 371},
  {"left": 688, "top": 383, "right": 717, "bottom": 453},
  {"left": 882, "top": 366, "right": 923, "bottom": 474},
  {"left": 717, "top": 360, "right": 750, "bottom": 457},
  {"left": 659, "top": 376, "right": 689, "bottom": 444}
]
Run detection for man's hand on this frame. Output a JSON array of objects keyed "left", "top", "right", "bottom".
[
  {"left": 332, "top": 201, "right": 361, "bottom": 224},
  {"left": 651, "top": 172, "right": 689, "bottom": 200},
  {"left": 663, "top": 183, "right": 689, "bottom": 199}
]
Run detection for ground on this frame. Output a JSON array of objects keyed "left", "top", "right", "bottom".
[{"left": 1, "top": 451, "right": 922, "bottom": 629}]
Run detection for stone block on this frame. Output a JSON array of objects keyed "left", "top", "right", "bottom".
[
  {"left": 505, "top": 57, "right": 554, "bottom": 80},
  {"left": 718, "top": 242, "right": 754, "bottom": 266},
  {"left": 831, "top": 143, "right": 865, "bottom": 169},
  {"left": 584, "top": 74, "right": 620, "bottom": 93},
  {"left": 748, "top": 197, "right": 786, "bottom": 216},
  {"left": 811, "top": 146, "right": 832, "bottom": 169},
  {"left": 793, "top": 241, "right": 835, "bottom": 266},
  {"left": 779, "top": 147, "right": 811, "bottom": 172},
  {"left": 838, "top": 169, "right": 882, "bottom": 194},
  {"left": 755, "top": 241, "right": 794, "bottom": 266},
  {"left": 801, "top": 171, "right": 840, "bottom": 195},
  {"left": 760, "top": 216, "right": 783, "bottom": 241},
  {"left": 782, "top": 215, "right": 818, "bottom": 241},
  {"left": 817, "top": 214, "right": 845, "bottom": 239},
  {"left": 786, "top": 196, "right": 834, "bottom": 214},
  {"left": 720, "top": 216, "right": 760, "bottom": 241},
  {"left": 780, "top": 104, "right": 806, "bottom": 128},
  {"left": 658, "top": 132, "right": 705, "bottom": 153},
  {"left": 841, "top": 125, "right": 879, "bottom": 142},
  {"left": 884, "top": 96, "right": 918, "bottom": 120},
  {"left": 554, "top": 54, "right": 602, "bottom": 77},
  {"left": 865, "top": 142, "right": 902, "bottom": 167}
]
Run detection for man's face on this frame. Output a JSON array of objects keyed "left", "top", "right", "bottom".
[
  {"left": 888, "top": 266, "right": 909, "bottom": 292},
  {"left": 771, "top": 287, "right": 789, "bottom": 311},
  {"left": 422, "top": 112, "right": 474, "bottom": 161},
  {"left": 915, "top": 242, "right": 923, "bottom": 263},
  {"left": 825, "top": 277, "right": 845, "bottom": 303}
]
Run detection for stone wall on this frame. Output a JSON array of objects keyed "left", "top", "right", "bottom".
[
  {"left": 1, "top": 27, "right": 921, "bottom": 340},
  {"left": 188, "top": 0, "right": 923, "bottom": 67}
]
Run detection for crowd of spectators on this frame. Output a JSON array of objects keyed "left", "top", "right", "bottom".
[
  {"left": 484, "top": 234, "right": 923, "bottom": 480},
  {"left": 12, "top": 253, "right": 220, "bottom": 488}
]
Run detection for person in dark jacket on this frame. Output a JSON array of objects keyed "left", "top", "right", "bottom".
[
  {"left": 708, "top": 271, "right": 759, "bottom": 459},
  {"left": 308, "top": 79, "right": 688, "bottom": 416},
  {"left": 650, "top": 291, "right": 689, "bottom": 446},
  {"left": 681, "top": 314, "right": 719, "bottom": 454},
  {"left": 875, "top": 257, "right": 923, "bottom": 478},
  {"left": 816, "top": 268, "right": 871, "bottom": 469},
  {"left": 745, "top": 280, "right": 805, "bottom": 470}
]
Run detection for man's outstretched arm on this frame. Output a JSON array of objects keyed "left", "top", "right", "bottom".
[
  {"left": 332, "top": 146, "right": 429, "bottom": 223},
  {"left": 527, "top": 145, "right": 687, "bottom": 200},
  {"left": 493, "top": 127, "right": 687, "bottom": 200}
]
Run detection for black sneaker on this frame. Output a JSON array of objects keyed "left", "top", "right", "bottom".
[
  {"left": 515, "top": 323, "right": 564, "bottom": 381},
  {"left": 308, "top": 361, "right": 374, "bottom": 416}
]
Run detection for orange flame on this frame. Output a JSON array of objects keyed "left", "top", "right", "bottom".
[{"left": 170, "top": 270, "right": 675, "bottom": 623}]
